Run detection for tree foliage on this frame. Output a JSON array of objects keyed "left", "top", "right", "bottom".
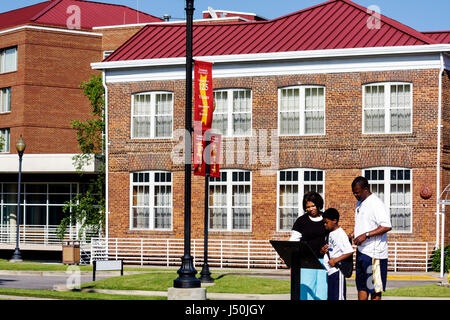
[
  {"left": 57, "top": 74, "right": 105, "bottom": 240},
  {"left": 431, "top": 245, "right": 450, "bottom": 273}
]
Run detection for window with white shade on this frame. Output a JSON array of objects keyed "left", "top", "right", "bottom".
[
  {"left": 131, "top": 92, "right": 173, "bottom": 139},
  {"left": 279, "top": 86, "right": 325, "bottom": 136},
  {"left": 0, "top": 47, "right": 17, "bottom": 74},
  {"left": 212, "top": 89, "right": 252, "bottom": 137},
  {"left": 209, "top": 170, "right": 251, "bottom": 231},
  {"left": 0, "top": 128, "right": 10, "bottom": 153},
  {"left": 363, "top": 83, "right": 412, "bottom": 134},
  {"left": 277, "top": 169, "right": 324, "bottom": 231},
  {"left": 364, "top": 167, "right": 412, "bottom": 232},
  {"left": 0, "top": 87, "right": 11, "bottom": 113},
  {"left": 130, "top": 171, "right": 172, "bottom": 230}
]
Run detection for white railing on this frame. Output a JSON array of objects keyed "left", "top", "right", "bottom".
[
  {"left": 0, "top": 225, "right": 99, "bottom": 246},
  {"left": 89, "top": 238, "right": 436, "bottom": 272},
  {"left": 388, "top": 242, "right": 433, "bottom": 272}
]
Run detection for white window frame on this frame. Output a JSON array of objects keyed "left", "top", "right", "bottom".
[
  {"left": 0, "top": 128, "right": 10, "bottom": 153},
  {"left": 212, "top": 88, "right": 252, "bottom": 138},
  {"left": 363, "top": 167, "right": 413, "bottom": 233},
  {"left": 276, "top": 168, "right": 325, "bottom": 232},
  {"left": 0, "top": 47, "right": 17, "bottom": 74},
  {"left": 278, "top": 85, "right": 326, "bottom": 136},
  {"left": 130, "top": 91, "right": 173, "bottom": 139},
  {"left": 0, "top": 87, "right": 11, "bottom": 113},
  {"left": 208, "top": 169, "right": 252, "bottom": 232},
  {"left": 129, "top": 171, "right": 173, "bottom": 231},
  {"left": 362, "top": 82, "right": 413, "bottom": 134}
]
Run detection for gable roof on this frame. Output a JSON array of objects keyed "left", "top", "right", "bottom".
[
  {"left": 423, "top": 31, "right": 450, "bottom": 44},
  {"left": 105, "top": 0, "right": 439, "bottom": 62},
  {"left": 0, "top": 0, "right": 162, "bottom": 31}
]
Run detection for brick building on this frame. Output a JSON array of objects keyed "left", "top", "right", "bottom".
[
  {"left": 93, "top": 0, "right": 450, "bottom": 253},
  {"left": 0, "top": 0, "right": 162, "bottom": 248}
]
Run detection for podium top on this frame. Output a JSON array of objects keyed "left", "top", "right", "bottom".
[{"left": 270, "top": 240, "right": 325, "bottom": 270}]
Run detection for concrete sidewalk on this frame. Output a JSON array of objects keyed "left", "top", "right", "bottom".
[
  {"left": 1, "top": 268, "right": 448, "bottom": 300},
  {"left": 53, "top": 269, "right": 449, "bottom": 301}
]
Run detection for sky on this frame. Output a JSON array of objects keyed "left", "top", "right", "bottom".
[{"left": 1, "top": 0, "right": 449, "bottom": 32}]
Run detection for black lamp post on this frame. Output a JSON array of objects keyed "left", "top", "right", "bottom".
[
  {"left": 173, "top": 0, "right": 201, "bottom": 289},
  {"left": 11, "top": 135, "right": 25, "bottom": 262},
  {"left": 199, "top": 131, "right": 213, "bottom": 283}
]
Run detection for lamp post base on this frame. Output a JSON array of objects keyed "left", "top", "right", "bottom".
[
  {"left": 173, "top": 254, "right": 201, "bottom": 288},
  {"left": 10, "top": 248, "right": 22, "bottom": 262},
  {"left": 199, "top": 263, "right": 214, "bottom": 283}
]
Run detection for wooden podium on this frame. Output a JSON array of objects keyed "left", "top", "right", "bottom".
[{"left": 270, "top": 240, "right": 325, "bottom": 300}]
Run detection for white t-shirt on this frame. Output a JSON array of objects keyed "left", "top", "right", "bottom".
[
  {"left": 323, "top": 227, "right": 354, "bottom": 275},
  {"left": 354, "top": 193, "right": 392, "bottom": 259}
]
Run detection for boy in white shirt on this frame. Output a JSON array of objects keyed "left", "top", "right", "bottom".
[{"left": 321, "top": 208, "right": 354, "bottom": 300}]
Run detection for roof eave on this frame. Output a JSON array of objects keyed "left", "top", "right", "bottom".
[{"left": 92, "top": 44, "right": 450, "bottom": 70}]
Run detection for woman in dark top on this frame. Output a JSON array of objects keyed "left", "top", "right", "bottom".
[{"left": 290, "top": 191, "right": 328, "bottom": 300}]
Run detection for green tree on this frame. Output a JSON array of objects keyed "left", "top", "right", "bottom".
[{"left": 57, "top": 74, "right": 105, "bottom": 240}]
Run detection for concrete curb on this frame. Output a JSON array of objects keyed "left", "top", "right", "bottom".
[
  {"left": 53, "top": 285, "right": 291, "bottom": 300},
  {"left": 52, "top": 286, "right": 450, "bottom": 301}
]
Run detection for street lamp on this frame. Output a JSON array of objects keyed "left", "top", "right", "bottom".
[
  {"left": 173, "top": 0, "right": 201, "bottom": 288},
  {"left": 199, "top": 131, "right": 213, "bottom": 283},
  {"left": 10, "top": 135, "right": 25, "bottom": 262}
]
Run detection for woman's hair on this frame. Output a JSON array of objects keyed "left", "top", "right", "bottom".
[{"left": 302, "top": 191, "right": 324, "bottom": 211}]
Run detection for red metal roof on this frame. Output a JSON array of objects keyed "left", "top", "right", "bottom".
[
  {"left": 423, "top": 31, "right": 450, "bottom": 44},
  {"left": 105, "top": 0, "right": 439, "bottom": 62},
  {"left": 0, "top": 0, "right": 162, "bottom": 31},
  {"left": 0, "top": 2, "right": 51, "bottom": 30}
]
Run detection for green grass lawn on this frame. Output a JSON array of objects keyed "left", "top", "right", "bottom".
[
  {"left": 82, "top": 272, "right": 291, "bottom": 294},
  {"left": 0, "top": 259, "right": 169, "bottom": 272},
  {"left": 0, "top": 260, "right": 92, "bottom": 271},
  {"left": 1, "top": 260, "right": 449, "bottom": 299},
  {"left": 384, "top": 284, "right": 450, "bottom": 298},
  {"left": 0, "top": 288, "right": 165, "bottom": 300}
]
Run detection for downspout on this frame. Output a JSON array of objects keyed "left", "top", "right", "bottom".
[
  {"left": 102, "top": 70, "right": 109, "bottom": 241},
  {"left": 436, "top": 53, "right": 444, "bottom": 249}
]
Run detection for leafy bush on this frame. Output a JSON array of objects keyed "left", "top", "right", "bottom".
[{"left": 431, "top": 245, "right": 450, "bottom": 272}]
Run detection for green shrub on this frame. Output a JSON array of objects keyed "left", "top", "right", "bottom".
[{"left": 431, "top": 245, "right": 450, "bottom": 272}]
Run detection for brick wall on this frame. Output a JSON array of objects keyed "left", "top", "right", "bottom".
[
  {"left": 0, "top": 28, "right": 102, "bottom": 154},
  {"left": 100, "top": 26, "right": 146, "bottom": 52},
  {"left": 106, "top": 69, "right": 444, "bottom": 244}
]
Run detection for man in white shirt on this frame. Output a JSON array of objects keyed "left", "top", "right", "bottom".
[{"left": 351, "top": 176, "right": 392, "bottom": 301}]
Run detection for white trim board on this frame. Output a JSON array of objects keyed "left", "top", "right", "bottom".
[
  {"left": 0, "top": 25, "right": 102, "bottom": 37},
  {"left": 0, "top": 153, "right": 99, "bottom": 173},
  {"left": 103, "top": 53, "right": 443, "bottom": 83}
]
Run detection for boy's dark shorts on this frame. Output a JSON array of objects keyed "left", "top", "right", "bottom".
[{"left": 355, "top": 250, "right": 388, "bottom": 293}]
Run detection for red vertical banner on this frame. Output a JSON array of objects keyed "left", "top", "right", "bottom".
[
  {"left": 193, "top": 132, "right": 221, "bottom": 177},
  {"left": 209, "top": 133, "right": 221, "bottom": 178},
  {"left": 193, "top": 128, "right": 205, "bottom": 176},
  {"left": 194, "top": 60, "right": 214, "bottom": 132}
]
